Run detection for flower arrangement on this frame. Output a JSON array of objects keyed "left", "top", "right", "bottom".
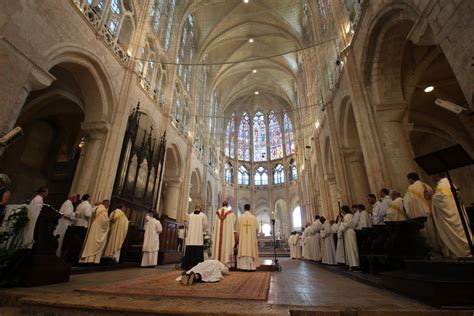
[{"left": 203, "top": 233, "right": 212, "bottom": 250}]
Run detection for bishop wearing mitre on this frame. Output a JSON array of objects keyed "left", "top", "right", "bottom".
[
  {"left": 79, "top": 200, "right": 111, "bottom": 264},
  {"left": 103, "top": 205, "right": 129, "bottom": 262},
  {"left": 237, "top": 204, "right": 259, "bottom": 271},
  {"left": 212, "top": 200, "right": 236, "bottom": 268}
]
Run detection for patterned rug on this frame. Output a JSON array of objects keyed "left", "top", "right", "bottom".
[{"left": 79, "top": 270, "right": 271, "bottom": 301}]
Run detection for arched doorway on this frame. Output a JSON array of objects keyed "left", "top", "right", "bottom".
[{"left": 159, "top": 144, "right": 183, "bottom": 220}]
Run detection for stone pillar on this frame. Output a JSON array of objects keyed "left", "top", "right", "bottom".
[
  {"left": 327, "top": 174, "right": 339, "bottom": 219},
  {"left": 71, "top": 121, "right": 109, "bottom": 198},
  {"left": 163, "top": 178, "right": 183, "bottom": 220},
  {"left": 344, "top": 149, "right": 371, "bottom": 204},
  {"left": 377, "top": 107, "right": 419, "bottom": 192}
]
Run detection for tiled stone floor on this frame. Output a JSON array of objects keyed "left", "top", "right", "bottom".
[{"left": 1, "top": 258, "right": 469, "bottom": 315}]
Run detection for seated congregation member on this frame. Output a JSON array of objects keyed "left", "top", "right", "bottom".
[
  {"left": 179, "top": 260, "right": 230, "bottom": 285},
  {"left": 403, "top": 172, "right": 439, "bottom": 251},
  {"left": 429, "top": 173, "right": 471, "bottom": 258},
  {"left": 357, "top": 204, "right": 372, "bottom": 229},
  {"left": 141, "top": 210, "right": 163, "bottom": 267},
  {"left": 320, "top": 217, "right": 336, "bottom": 265},
  {"left": 79, "top": 200, "right": 110, "bottom": 264},
  {"left": 182, "top": 204, "right": 208, "bottom": 270},
  {"left": 103, "top": 206, "right": 129, "bottom": 262},
  {"left": 384, "top": 191, "right": 407, "bottom": 222},
  {"left": 338, "top": 206, "right": 359, "bottom": 268}
]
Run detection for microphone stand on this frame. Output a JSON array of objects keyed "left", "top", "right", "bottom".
[{"left": 271, "top": 218, "right": 282, "bottom": 272}]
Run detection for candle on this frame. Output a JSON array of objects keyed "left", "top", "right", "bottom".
[{"left": 271, "top": 211, "right": 276, "bottom": 220}]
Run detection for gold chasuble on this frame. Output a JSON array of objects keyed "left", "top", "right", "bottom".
[{"left": 237, "top": 211, "right": 260, "bottom": 270}]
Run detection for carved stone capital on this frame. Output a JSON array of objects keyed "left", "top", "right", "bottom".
[{"left": 81, "top": 121, "right": 111, "bottom": 137}]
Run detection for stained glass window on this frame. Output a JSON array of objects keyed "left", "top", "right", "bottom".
[
  {"left": 225, "top": 114, "right": 235, "bottom": 158},
  {"left": 210, "top": 90, "right": 217, "bottom": 142},
  {"left": 253, "top": 111, "right": 267, "bottom": 161},
  {"left": 110, "top": 0, "right": 120, "bottom": 14},
  {"left": 284, "top": 113, "right": 295, "bottom": 155},
  {"left": 151, "top": 0, "right": 164, "bottom": 33},
  {"left": 269, "top": 111, "right": 283, "bottom": 160},
  {"left": 238, "top": 165, "right": 250, "bottom": 186},
  {"left": 108, "top": 17, "right": 119, "bottom": 35},
  {"left": 273, "top": 163, "right": 285, "bottom": 185},
  {"left": 238, "top": 113, "right": 251, "bottom": 161},
  {"left": 289, "top": 159, "right": 297, "bottom": 181},
  {"left": 225, "top": 162, "right": 233, "bottom": 183},
  {"left": 254, "top": 166, "right": 268, "bottom": 186},
  {"left": 163, "top": 0, "right": 176, "bottom": 51}
]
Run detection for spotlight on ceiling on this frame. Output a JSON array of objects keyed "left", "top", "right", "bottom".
[
  {"left": 254, "top": 91, "right": 259, "bottom": 95},
  {"left": 424, "top": 86, "right": 434, "bottom": 93},
  {"left": 243, "top": 0, "right": 249, "bottom": 3},
  {"left": 248, "top": 38, "right": 254, "bottom": 43},
  {"left": 252, "top": 69, "right": 257, "bottom": 73}
]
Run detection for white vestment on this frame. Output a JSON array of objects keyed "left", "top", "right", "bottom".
[
  {"left": 237, "top": 211, "right": 260, "bottom": 270},
  {"left": 432, "top": 178, "right": 471, "bottom": 258},
  {"left": 378, "top": 196, "right": 392, "bottom": 223},
  {"left": 352, "top": 211, "right": 361, "bottom": 230},
  {"left": 30, "top": 195, "right": 43, "bottom": 205},
  {"left": 188, "top": 260, "right": 229, "bottom": 282},
  {"left": 141, "top": 215, "right": 163, "bottom": 267},
  {"left": 403, "top": 180, "right": 439, "bottom": 250},
  {"left": 211, "top": 207, "right": 236, "bottom": 267},
  {"left": 385, "top": 197, "right": 407, "bottom": 222},
  {"left": 301, "top": 227, "right": 310, "bottom": 259},
  {"left": 339, "top": 213, "right": 359, "bottom": 268},
  {"left": 334, "top": 223, "right": 345, "bottom": 264},
  {"left": 321, "top": 221, "right": 336, "bottom": 265},
  {"left": 54, "top": 199, "right": 75, "bottom": 256},
  {"left": 305, "top": 225, "right": 316, "bottom": 260},
  {"left": 74, "top": 200, "right": 93, "bottom": 228},
  {"left": 311, "top": 220, "right": 322, "bottom": 261},
  {"left": 359, "top": 211, "right": 372, "bottom": 229},
  {"left": 371, "top": 201, "right": 384, "bottom": 225},
  {"left": 294, "top": 234, "right": 302, "bottom": 259},
  {"left": 103, "top": 209, "right": 129, "bottom": 262},
  {"left": 186, "top": 212, "right": 208, "bottom": 246},
  {"left": 79, "top": 205, "right": 110, "bottom": 263},
  {"left": 288, "top": 234, "right": 296, "bottom": 258}
]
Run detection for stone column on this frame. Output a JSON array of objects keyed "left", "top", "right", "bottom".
[
  {"left": 163, "top": 178, "right": 183, "bottom": 220},
  {"left": 377, "top": 106, "right": 419, "bottom": 192},
  {"left": 71, "top": 121, "right": 109, "bottom": 198},
  {"left": 327, "top": 174, "right": 339, "bottom": 219},
  {"left": 344, "top": 149, "right": 371, "bottom": 204}
]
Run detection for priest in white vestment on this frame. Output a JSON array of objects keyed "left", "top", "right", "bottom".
[
  {"left": 141, "top": 211, "right": 163, "bottom": 267},
  {"left": 311, "top": 215, "right": 322, "bottom": 261},
  {"left": 288, "top": 232, "right": 296, "bottom": 259},
  {"left": 321, "top": 218, "right": 336, "bottom": 265},
  {"left": 301, "top": 224, "right": 310, "bottom": 259},
  {"left": 351, "top": 205, "right": 361, "bottom": 230},
  {"left": 339, "top": 206, "right": 359, "bottom": 268},
  {"left": 79, "top": 200, "right": 110, "bottom": 264},
  {"left": 305, "top": 223, "right": 316, "bottom": 260},
  {"left": 74, "top": 194, "right": 93, "bottom": 228},
  {"left": 368, "top": 194, "right": 383, "bottom": 225},
  {"left": 30, "top": 187, "right": 48, "bottom": 205},
  {"left": 358, "top": 204, "right": 372, "bottom": 229},
  {"left": 103, "top": 207, "right": 129, "bottom": 262},
  {"left": 237, "top": 204, "right": 260, "bottom": 270},
  {"left": 429, "top": 174, "right": 471, "bottom": 258},
  {"left": 384, "top": 191, "right": 407, "bottom": 222},
  {"left": 182, "top": 204, "right": 208, "bottom": 270},
  {"left": 211, "top": 201, "right": 236, "bottom": 267},
  {"left": 403, "top": 172, "right": 439, "bottom": 251},
  {"left": 378, "top": 189, "right": 392, "bottom": 223},
  {"left": 294, "top": 233, "right": 302, "bottom": 259},
  {"left": 333, "top": 218, "right": 345, "bottom": 264},
  {"left": 54, "top": 193, "right": 77, "bottom": 256}
]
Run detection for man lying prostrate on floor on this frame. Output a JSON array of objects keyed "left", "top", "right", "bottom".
[{"left": 177, "top": 259, "right": 230, "bottom": 285}]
